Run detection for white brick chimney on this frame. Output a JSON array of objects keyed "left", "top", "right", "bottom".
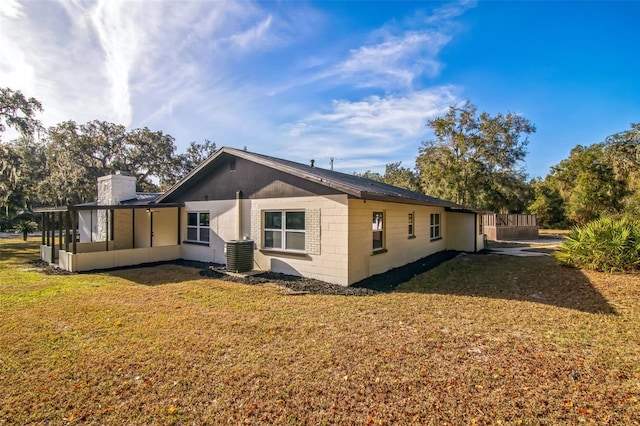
[
  {"left": 97, "top": 171, "right": 137, "bottom": 205},
  {"left": 91, "top": 171, "right": 137, "bottom": 242}
]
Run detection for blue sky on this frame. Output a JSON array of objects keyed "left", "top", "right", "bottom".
[{"left": 1, "top": 0, "right": 638, "bottom": 179}]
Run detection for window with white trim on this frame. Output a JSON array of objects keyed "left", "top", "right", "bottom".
[
  {"left": 430, "top": 213, "right": 441, "bottom": 240},
  {"left": 264, "top": 211, "right": 305, "bottom": 251},
  {"left": 372, "top": 211, "right": 384, "bottom": 251},
  {"left": 479, "top": 215, "right": 484, "bottom": 235},
  {"left": 187, "top": 212, "right": 210, "bottom": 243},
  {"left": 408, "top": 212, "right": 415, "bottom": 237}
]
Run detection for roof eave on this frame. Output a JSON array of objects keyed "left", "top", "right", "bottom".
[{"left": 360, "top": 191, "right": 457, "bottom": 208}]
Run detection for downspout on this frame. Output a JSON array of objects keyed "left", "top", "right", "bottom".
[{"left": 236, "top": 191, "right": 242, "bottom": 240}]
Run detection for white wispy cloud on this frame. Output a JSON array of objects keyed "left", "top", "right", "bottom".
[
  {"left": 230, "top": 15, "right": 274, "bottom": 50},
  {"left": 277, "top": 1, "right": 474, "bottom": 92},
  {"left": 0, "top": 0, "right": 280, "bottom": 132},
  {"left": 0, "top": 0, "right": 473, "bottom": 175},
  {"left": 277, "top": 87, "right": 459, "bottom": 171},
  {"left": 334, "top": 31, "right": 451, "bottom": 88},
  {"left": 0, "top": 0, "right": 23, "bottom": 18},
  {"left": 425, "top": 0, "right": 477, "bottom": 24}
]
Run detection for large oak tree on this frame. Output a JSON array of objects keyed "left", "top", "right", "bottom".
[
  {"left": 416, "top": 101, "right": 535, "bottom": 212},
  {"left": 40, "top": 120, "right": 181, "bottom": 205}
]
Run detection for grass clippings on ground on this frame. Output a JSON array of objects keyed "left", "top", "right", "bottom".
[{"left": 1, "top": 238, "right": 639, "bottom": 425}]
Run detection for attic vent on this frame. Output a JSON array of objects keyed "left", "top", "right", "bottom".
[{"left": 229, "top": 158, "right": 236, "bottom": 171}]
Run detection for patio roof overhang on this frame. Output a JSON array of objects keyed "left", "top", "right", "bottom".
[{"left": 33, "top": 202, "right": 183, "bottom": 213}]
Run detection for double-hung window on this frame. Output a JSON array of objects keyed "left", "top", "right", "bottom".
[
  {"left": 187, "top": 212, "right": 210, "bottom": 243},
  {"left": 372, "top": 211, "right": 384, "bottom": 251},
  {"left": 264, "top": 211, "right": 305, "bottom": 251},
  {"left": 430, "top": 213, "right": 441, "bottom": 240}
]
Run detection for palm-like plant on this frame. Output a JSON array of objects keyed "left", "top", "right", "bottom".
[
  {"left": 13, "top": 220, "right": 38, "bottom": 241},
  {"left": 556, "top": 217, "right": 640, "bottom": 272}
]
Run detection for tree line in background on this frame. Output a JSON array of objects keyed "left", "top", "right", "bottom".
[
  {"left": 1, "top": 87, "right": 638, "bottom": 231},
  {"left": 0, "top": 87, "right": 216, "bottom": 230},
  {"left": 356, "top": 102, "right": 638, "bottom": 228}
]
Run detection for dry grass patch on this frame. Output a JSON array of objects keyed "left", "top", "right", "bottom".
[
  {"left": 539, "top": 229, "right": 571, "bottom": 237},
  {"left": 1, "top": 239, "right": 638, "bottom": 424}
]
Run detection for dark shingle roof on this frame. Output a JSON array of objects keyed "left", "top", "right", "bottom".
[
  {"left": 120, "top": 193, "right": 162, "bottom": 205},
  {"left": 241, "top": 149, "right": 458, "bottom": 207},
  {"left": 71, "top": 193, "right": 162, "bottom": 208},
  {"left": 157, "top": 147, "right": 464, "bottom": 209}
]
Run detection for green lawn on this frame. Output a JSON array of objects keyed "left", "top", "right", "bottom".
[{"left": 1, "top": 238, "right": 638, "bottom": 425}]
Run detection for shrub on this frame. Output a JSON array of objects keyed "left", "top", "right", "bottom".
[
  {"left": 12, "top": 220, "right": 38, "bottom": 241},
  {"left": 556, "top": 217, "right": 640, "bottom": 272}
]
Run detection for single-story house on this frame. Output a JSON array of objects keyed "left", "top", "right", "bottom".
[{"left": 35, "top": 147, "right": 484, "bottom": 286}]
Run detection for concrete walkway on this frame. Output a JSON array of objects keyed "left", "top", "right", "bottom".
[{"left": 488, "top": 238, "right": 562, "bottom": 257}]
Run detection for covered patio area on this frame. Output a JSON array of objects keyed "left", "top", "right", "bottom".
[{"left": 34, "top": 202, "right": 183, "bottom": 272}]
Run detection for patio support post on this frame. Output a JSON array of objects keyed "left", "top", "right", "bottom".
[
  {"left": 149, "top": 210, "right": 153, "bottom": 248},
  {"left": 58, "top": 211, "right": 63, "bottom": 251},
  {"left": 110, "top": 209, "right": 114, "bottom": 241},
  {"left": 65, "top": 209, "right": 70, "bottom": 252},
  {"left": 41, "top": 213, "right": 45, "bottom": 245},
  {"left": 105, "top": 210, "right": 109, "bottom": 252},
  {"left": 72, "top": 209, "right": 77, "bottom": 254},
  {"left": 50, "top": 212, "right": 55, "bottom": 263},
  {"left": 177, "top": 207, "right": 181, "bottom": 245},
  {"left": 47, "top": 212, "right": 55, "bottom": 245},
  {"left": 131, "top": 208, "right": 135, "bottom": 248},
  {"left": 43, "top": 213, "right": 48, "bottom": 245}
]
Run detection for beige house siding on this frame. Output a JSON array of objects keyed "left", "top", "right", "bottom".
[
  {"left": 347, "top": 200, "right": 447, "bottom": 285},
  {"left": 55, "top": 245, "right": 181, "bottom": 272},
  {"left": 113, "top": 209, "right": 132, "bottom": 250},
  {"left": 134, "top": 209, "right": 151, "bottom": 248},
  {"left": 445, "top": 211, "right": 476, "bottom": 252},
  {"left": 250, "top": 194, "right": 350, "bottom": 286},
  {"left": 180, "top": 200, "right": 237, "bottom": 264},
  {"left": 152, "top": 208, "right": 179, "bottom": 247}
]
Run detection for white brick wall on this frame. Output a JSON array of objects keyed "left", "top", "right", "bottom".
[{"left": 305, "top": 208, "right": 321, "bottom": 255}]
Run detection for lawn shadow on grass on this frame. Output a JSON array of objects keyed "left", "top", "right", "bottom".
[
  {"left": 98, "top": 260, "right": 210, "bottom": 286},
  {"left": 391, "top": 253, "right": 618, "bottom": 315},
  {"left": 12, "top": 237, "right": 617, "bottom": 313}
]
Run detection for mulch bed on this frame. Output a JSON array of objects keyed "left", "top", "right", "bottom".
[
  {"left": 197, "top": 250, "right": 460, "bottom": 295},
  {"left": 28, "top": 259, "right": 74, "bottom": 275}
]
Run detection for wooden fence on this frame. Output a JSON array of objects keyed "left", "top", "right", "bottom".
[{"left": 483, "top": 214, "right": 538, "bottom": 240}]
